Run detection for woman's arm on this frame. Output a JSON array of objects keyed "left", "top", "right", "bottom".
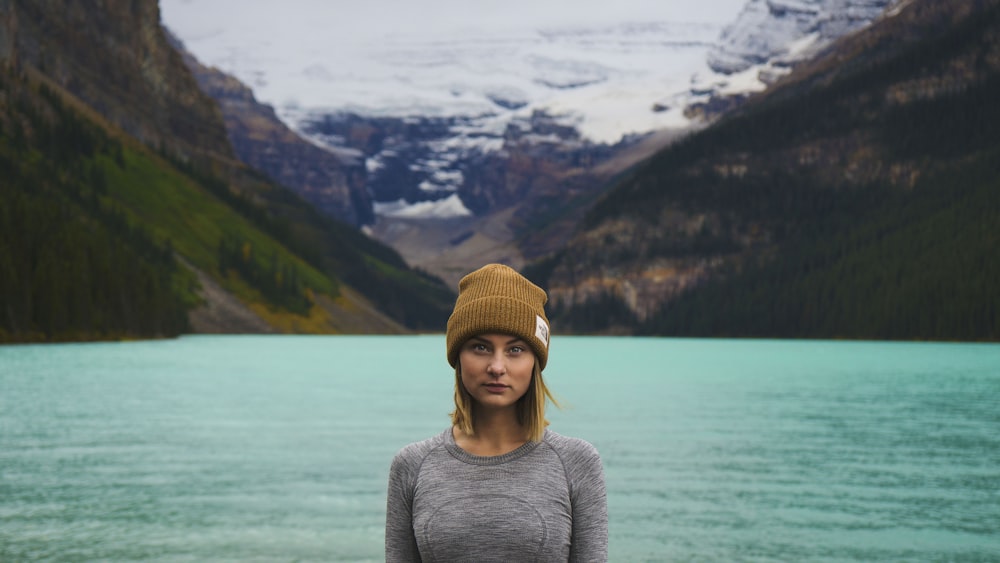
[
  {"left": 385, "top": 452, "right": 421, "bottom": 562},
  {"left": 568, "top": 441, "right": 608, "bottom": 563}
]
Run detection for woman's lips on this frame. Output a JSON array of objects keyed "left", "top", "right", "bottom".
[{"left": 484, "top": 383, "right": 508, "bottom": 393}]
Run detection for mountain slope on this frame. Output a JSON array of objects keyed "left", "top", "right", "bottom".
[
  {"left": 1, "top": 71, "right": 193, "bottom": 341},
  {"left": 7, "top": 0, "right": 231, "bottom": 166},
  {"left": 0, "top": 0, "right": 453, "bottom": 342},
  {"left": 533, "top": 0, "right": 1000, "bottom": 340},
  {"left": 0, "top": 66, "right": 406, "bottom": 340},
  {"left": 171, "top": 33, "right": 375, "bottom": 228}
]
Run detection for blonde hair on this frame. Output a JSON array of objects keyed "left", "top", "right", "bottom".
[{"left": 450, "top": 360, "right": 560, "bottom": 443}]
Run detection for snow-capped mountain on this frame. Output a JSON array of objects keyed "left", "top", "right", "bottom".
[
  {"left": 161, "top": 0, "right": 743, "bottom": 141},
  {"left": 707, "top": 0, "right": 895, "bottom": 74},
  {"left": 162, "top": 0, "right": 896, "bottom": 221}
]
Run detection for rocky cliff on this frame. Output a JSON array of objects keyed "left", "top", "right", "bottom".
[
  {"left": 707, "top": 0, "right": 896, "bottom": 74},
  {"left": 3, "top": 0, "right": 231, "bottom": 165},
  {"left": 170, "top": 33, "right": 374, "bottom": 227}
]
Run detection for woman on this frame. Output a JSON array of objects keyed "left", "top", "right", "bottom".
[{"left": 385, "top": 263, "right": 608, "bottom": 562}]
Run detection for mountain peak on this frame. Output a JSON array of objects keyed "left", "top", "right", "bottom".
[{"left": 708, "top": 0, "right": 896, "bottom": 74}]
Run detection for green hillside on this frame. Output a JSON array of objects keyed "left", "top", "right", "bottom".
[
  {"left": 1, "top": 73, "right": 192, "bottom": 341},
  {"left": 0, "top": 67, "right": 451, "bottom": 342}
]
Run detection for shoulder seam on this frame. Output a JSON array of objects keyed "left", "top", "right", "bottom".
[
  {"left": 408, "top": 431, "right": 449, "bottom": 489},
  {"left": 543, "top": 434, "right": 574, "bottom": 500},
  {"left": 412, "top": 439, "right": 445, "bottom": 484}
]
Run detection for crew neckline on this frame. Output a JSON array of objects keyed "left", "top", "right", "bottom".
[{"left": 442, "top": 427, "right": 546, "bottom": 466}]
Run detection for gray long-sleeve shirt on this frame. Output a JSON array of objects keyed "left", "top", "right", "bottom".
[{"left": 385, "top": 427, "right": 608, "bottom": 562}]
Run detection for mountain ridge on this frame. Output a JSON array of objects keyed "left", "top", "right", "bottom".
[
  {"left": 169, "top": 32, "right": 375, "bottom": 228},
  {"left": 0, "top": 0, "right": 453, "bottom": 342},
  {"left": 7, "top": 0, "right": 231, "bottom": 166},
  {"left": 531, "top": 0, "right": 999, "bottom": 340},
  {"left": 707, "top": 0, "right": 895, "bottom": 75}
]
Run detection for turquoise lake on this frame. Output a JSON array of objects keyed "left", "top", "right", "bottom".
[{"left": 1, "top": 335, "right": 999, "bottom": 562}]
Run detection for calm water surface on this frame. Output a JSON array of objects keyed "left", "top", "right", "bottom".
[{"left": 1, "top": 336, "right": 999, "bottom": 562}]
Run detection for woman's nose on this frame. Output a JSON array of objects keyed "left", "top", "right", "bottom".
[{"left": 486, "top": 355, "right": 506, "bottom": 376}]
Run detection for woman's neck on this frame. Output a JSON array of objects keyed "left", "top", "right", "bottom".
[{"left": 454, "top": 408, "right": 527, "bottom": 457}]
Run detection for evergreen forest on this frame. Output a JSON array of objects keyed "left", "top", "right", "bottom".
[
  {"left": 0, "top": 76, "right": 192, "bottom": 341},
  {"left": 0, "top": 67, "right": 453, "bottom": 343},
  {"left": 543, "top": 1, "right": 1000, "bottom": 341}
]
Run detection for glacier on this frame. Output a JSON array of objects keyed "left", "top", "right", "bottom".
[{"left": 161, "top": 0, "right": 896, "bottom": 219}]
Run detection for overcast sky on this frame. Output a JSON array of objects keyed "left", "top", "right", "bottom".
[{"left": 161, "top": 0, "right": 748, "bottom": 44}]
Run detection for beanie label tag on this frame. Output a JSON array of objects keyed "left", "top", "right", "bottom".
[{"left": 535, "top": 315, "right": 549, "bottom": 348}]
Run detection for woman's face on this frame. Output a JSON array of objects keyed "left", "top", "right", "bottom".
[{"left": 458, "top": 333, "right": 535, "bottom": 412}]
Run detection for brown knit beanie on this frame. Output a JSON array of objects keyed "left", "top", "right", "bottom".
[{"left": 446, "top": 264, "right": 550, "bottom": 370}]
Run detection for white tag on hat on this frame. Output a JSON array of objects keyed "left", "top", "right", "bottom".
[{"left": 535, "top": 315, "right": 549, "bottom": 348}]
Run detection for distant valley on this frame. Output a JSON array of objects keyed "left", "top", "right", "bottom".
[{"left": 166, "top": 0, "right": 895, "bottom": 289}]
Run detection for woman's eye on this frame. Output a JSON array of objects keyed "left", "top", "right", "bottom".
[{"left": 509, "top": 346, "right": 524, "bottom": 354}]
